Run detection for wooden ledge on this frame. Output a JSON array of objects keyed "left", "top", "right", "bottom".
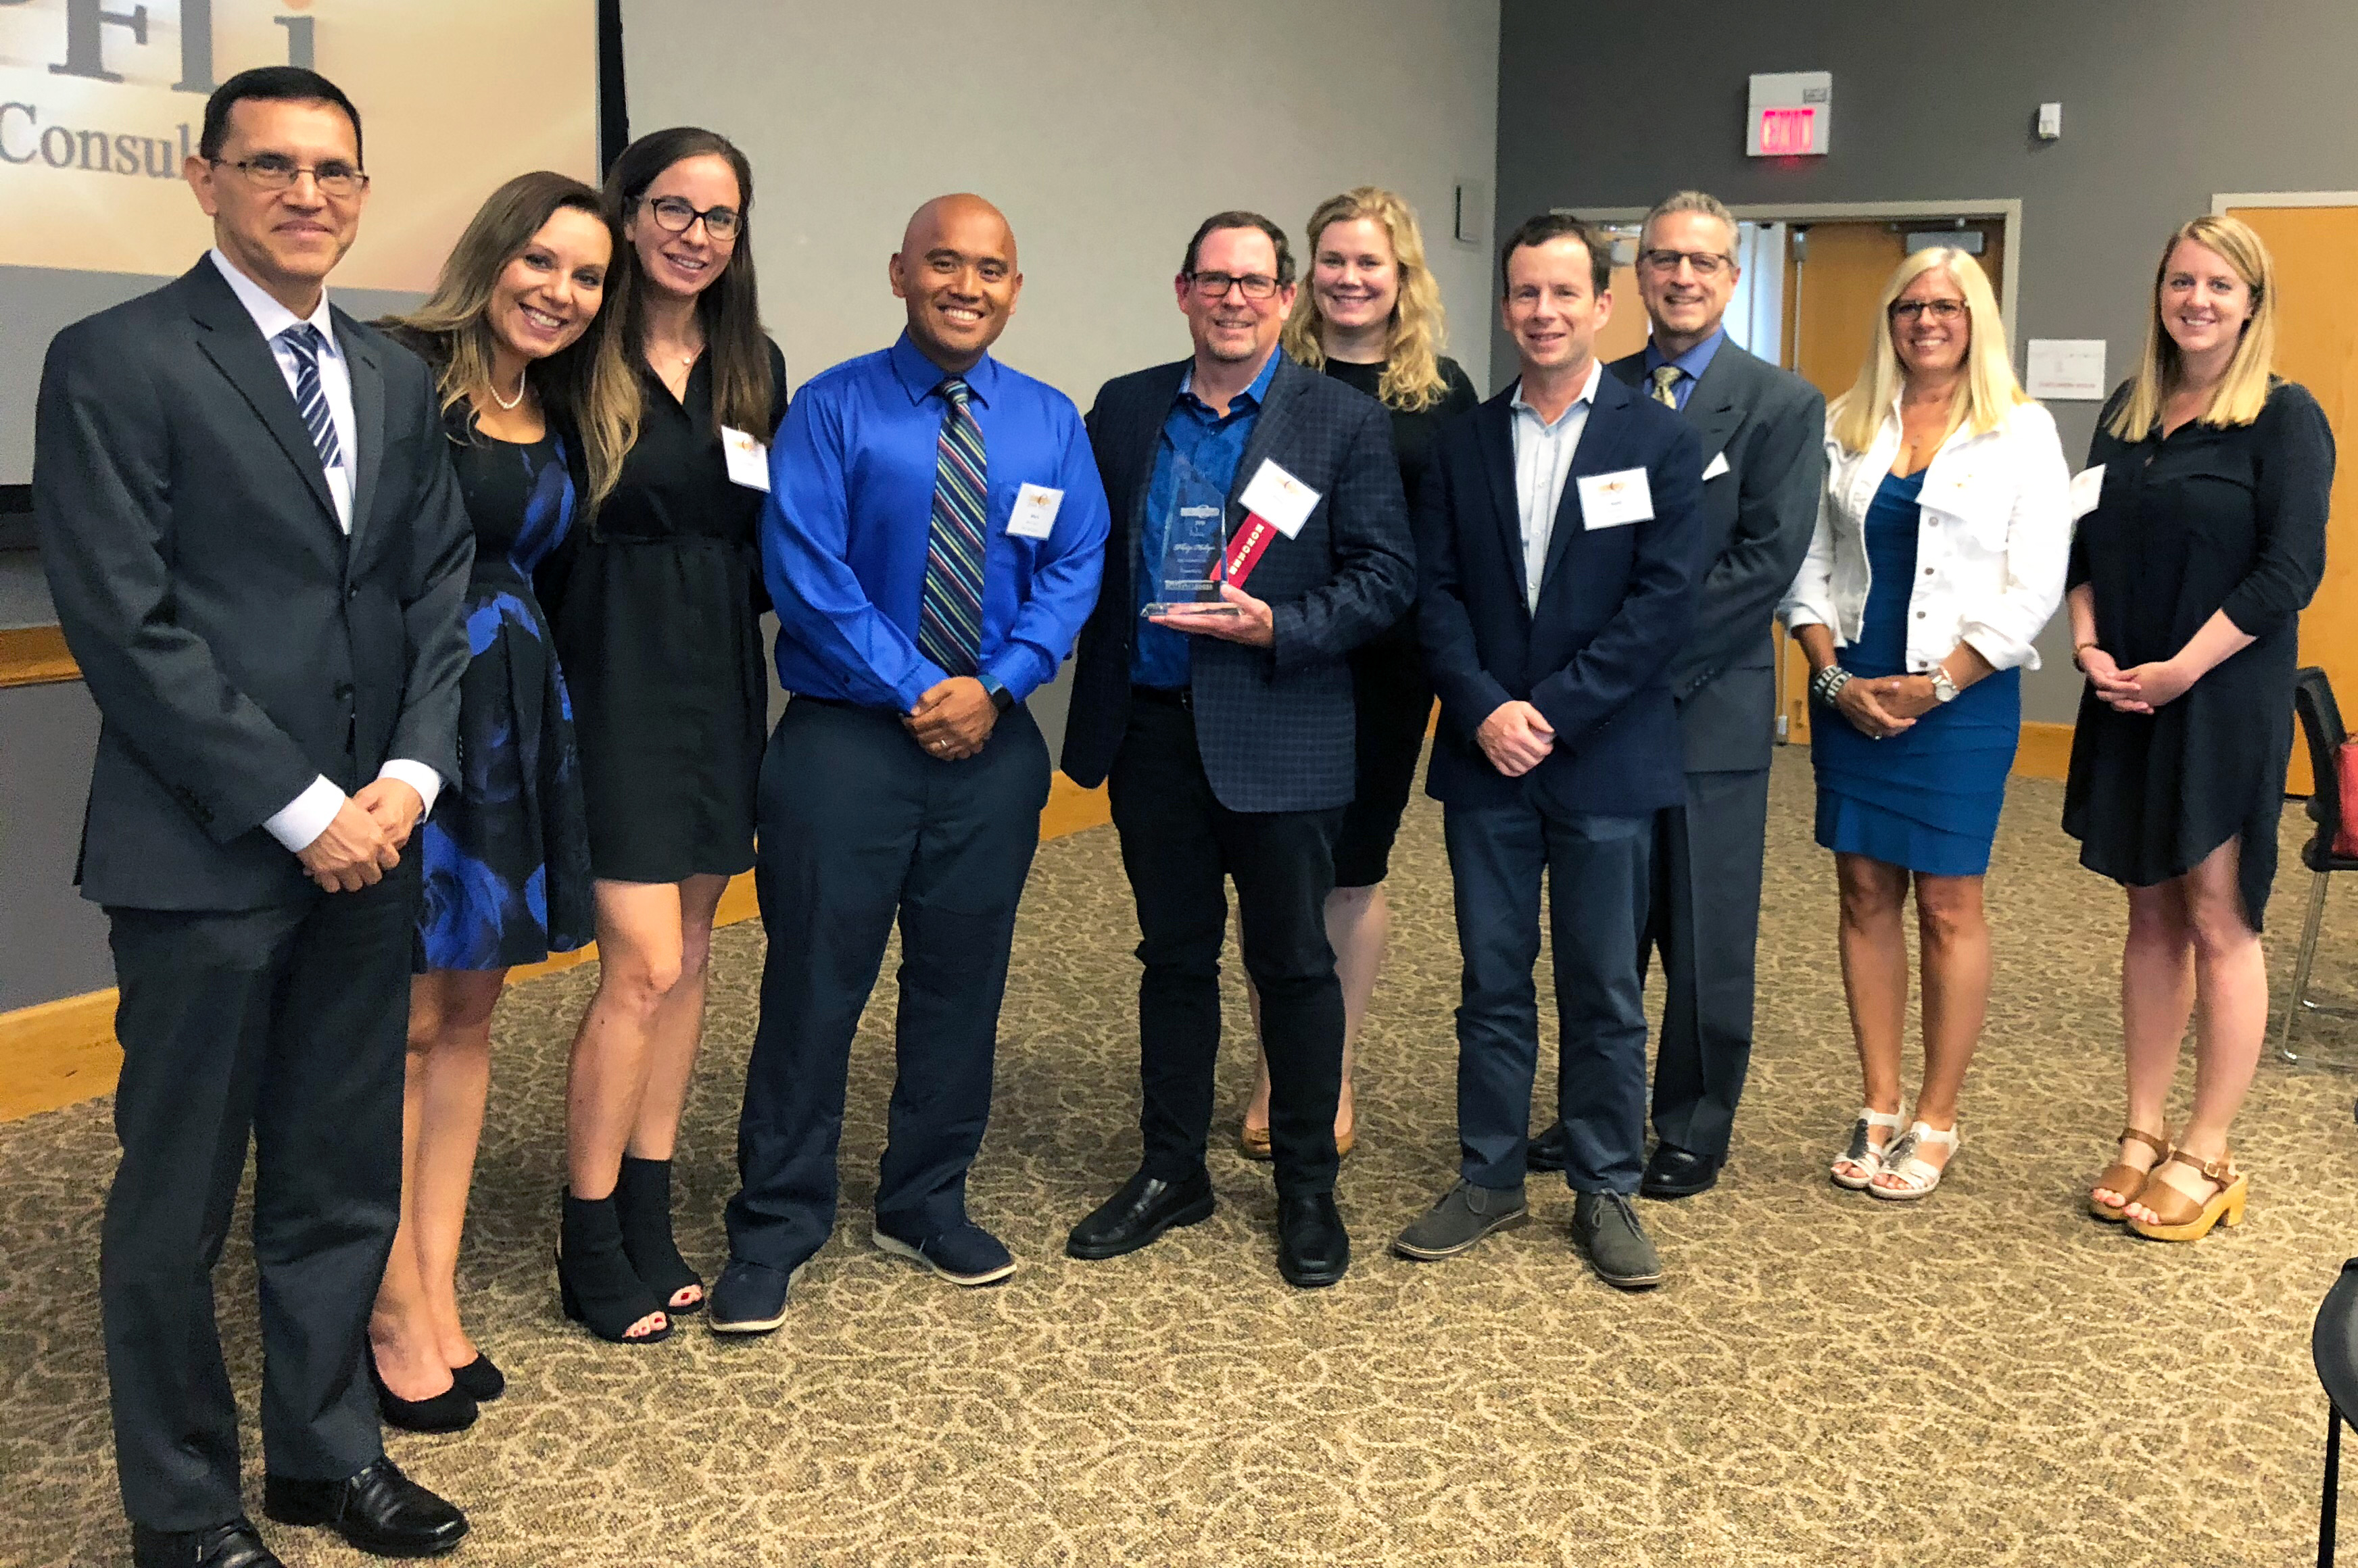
[{"left": 0, "top": 626, "right": 79, "bottom": 690}]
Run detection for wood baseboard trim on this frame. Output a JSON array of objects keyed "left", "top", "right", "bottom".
[
  {"left": 2015, "top": 720, "right": 2073, "bottom": 782},
  {"left": 0, "top": 626, "right": 80, "bottom": 689},
  {"left": 0, "top": 777, "right": 1115, "bottom": 1122}
]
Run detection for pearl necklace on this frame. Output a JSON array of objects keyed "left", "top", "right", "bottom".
[{"left": 489, "top": 368, "right": 529, "bottom": 411}]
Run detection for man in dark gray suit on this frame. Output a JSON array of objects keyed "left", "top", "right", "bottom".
[
  {"left": 1528, "top": 191, "right": 1825, "bottom": 1198},
  {"left": 35, "top": 68, "right": 472, "bottom": 1568},
  {"left": 1059, "top": 211, "right": 1413, "bottom": 1289}
]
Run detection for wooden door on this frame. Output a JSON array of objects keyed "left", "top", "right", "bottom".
[
  {"left": 1775, "top": 219, "right": 2012, "bottom": 742},
  {"left": 1594, "top": 224, "right": 1649, "bottom": 366},
  {"left": 2225, "top": 205, "right": 2358, "bottom": 794}
]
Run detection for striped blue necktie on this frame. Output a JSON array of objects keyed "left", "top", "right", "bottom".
[
  {"left": 278, "top": 322, "right": 345, "bottom": 475},
  {"left": 918, "top": 376, "right": 986, "bottom": 677}
]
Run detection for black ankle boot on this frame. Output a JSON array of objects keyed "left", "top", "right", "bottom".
[
  {"left": 556, "top": 1189, "right": 671, "bottom": 1344},
  {"left": 613, "top": 1155, "right": 705, "bottom": 1315}
]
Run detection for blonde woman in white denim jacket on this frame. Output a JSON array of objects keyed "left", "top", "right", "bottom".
[{"left": 1779, "top": 247, "right": 2069, "bottom": 1202}]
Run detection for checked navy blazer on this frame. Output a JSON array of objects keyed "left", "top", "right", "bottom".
[{"left": 1059, "top": 353, "right": 1415, "bottom": 814}]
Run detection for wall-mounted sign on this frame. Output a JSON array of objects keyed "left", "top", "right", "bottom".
[{"left": 1748, "top": 72, "right": 1831, "bottom": 158}]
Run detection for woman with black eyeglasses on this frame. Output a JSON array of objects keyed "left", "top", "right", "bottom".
[{"left": 534, "top": 126, "right": 786, "bottom": 1344}]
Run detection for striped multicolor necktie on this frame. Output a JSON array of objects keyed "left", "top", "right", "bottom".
[
  {"left": 918, "top": 376, "right": 986, "bottom": 677},
  {"left": 1648, "top": 362, "right": 1682, "bottom": 408},
  {"left": 279, "top": 322, "right": 345, "bottom": 474}
]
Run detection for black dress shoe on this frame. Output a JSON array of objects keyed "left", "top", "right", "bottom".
[
  {"left": 1525, "top": 1120, "right": 1570, "bottom": 1173},
  {"left": 131, "top": 1518, "right": 283, "bottom": 1568},
  {"left": 1066, "top": 1167, "right": 1215, "bottom": 1260},
  {"left": 263, "top": 1456, "right": 468, "bottom": 1558},
  {"left": 1275, "top": 1192, "right": 1349, "bottom": 1288},
  {"left": 1639, "top": 1144, "right": 1722, "bottom": 1200}
]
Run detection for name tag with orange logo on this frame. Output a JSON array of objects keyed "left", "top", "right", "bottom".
[{"left": 1577, "top": 466, "right": 1653, "bottom": 529}]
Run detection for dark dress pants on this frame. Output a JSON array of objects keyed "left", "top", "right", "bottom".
[
  {"left": 1645, "top": 766, "right": 1772, "bottom": 1165},
  {"left": 725, "top": 699, "right": 1048, "bottom": 1270},
  {"left": 1107, "top": 695, "right": 1346, "bottom": 1198},
  {"left": 101, "top": 862, "right": 414, "bottom": 1529},
  {"left": 1445, "top": 793, "right": 1651, "bottom": 1194}
]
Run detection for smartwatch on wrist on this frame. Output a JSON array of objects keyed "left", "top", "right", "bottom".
[{"left": 980, "top": 674, "right": 1015, "bottom": 714}]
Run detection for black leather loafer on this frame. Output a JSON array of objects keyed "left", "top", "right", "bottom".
[
  {"left": 131, "top": 1517, "right": 283, "bottom": 1568},
  {"left": 1639, "top": 1144, "right": 1722, "bottom": 1200},
  {"left": 1276, "top": 1192, "right": 1349, "bottom": 1288},
  {"left": 1066, "top": 1167, "right": 1215, "bottom": 1260},
  {"left": 1524, "top": 1120, "right": 1570, "bottom": 1173},
  {"left": 262, "top": 1456, "right": 467, "bottom": 1557}
]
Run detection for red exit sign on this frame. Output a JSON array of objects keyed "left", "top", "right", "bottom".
[{"left": 1758, "top": 107, "right": 1817, "bottom": 155}]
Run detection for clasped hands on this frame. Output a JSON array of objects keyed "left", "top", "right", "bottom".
[
  {"left": 1833, "top": 675, "right": 1944, "bottom": 740},
  {"left": 296, "top": 777, "right": 423, "bottom": 893},
  {"left": 2077, "top": 646, "right": 2194, "bottom": 715},
  {"left": 905, "top": 677, "right": 998, "bottom": 761},
  {"left": 1477, "top": 700, "right": 1556, "bottom": 778}
]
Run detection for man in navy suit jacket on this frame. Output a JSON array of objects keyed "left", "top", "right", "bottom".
[
  {"left": 1397, "top": 214, "right": 1703, "bottom": 1290},
  {"left": 1060, "top": 212, "right": 1414, "bottom": 1289}
]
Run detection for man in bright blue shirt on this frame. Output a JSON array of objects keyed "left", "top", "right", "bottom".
[
  {"left": 712, "top": 194, "right": 1109, "bottom": 1331},
  {"left": 1129, "top": 348, "right": 1280, "bottom": 689}
]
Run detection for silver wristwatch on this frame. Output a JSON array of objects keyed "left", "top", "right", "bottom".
[{"left": 1929, "top": 667, "right": 1959, "bottom": 704}]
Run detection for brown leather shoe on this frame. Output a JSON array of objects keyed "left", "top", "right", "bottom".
[
  {"left": 2089, "top": 1125, "right": 2169, "bottom": 1222},
  {"left": 1236, "top": 1122, "right": 1272, "bottom": 1161}
]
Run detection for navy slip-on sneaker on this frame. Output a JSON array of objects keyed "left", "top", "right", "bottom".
[
  {"left": 706, "top": 1258, "right": 794, "bottom": 1333},
  {"left": 871, "top": 1221, "right": 1017, "bottom": 1287}
]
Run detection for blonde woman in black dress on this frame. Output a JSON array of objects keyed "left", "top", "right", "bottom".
[
  {"left": 1230, "top": 187, "right": 1475, "bottom": 1161},
  {"left": 2071, "top": 215, "right": 2332, "bottom": 1242},
  {"left": 537, "top": 128, "right": 786, "bottom": 1342}
]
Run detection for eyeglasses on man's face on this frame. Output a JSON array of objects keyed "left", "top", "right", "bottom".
[
  {"left": 1188, "top": 270, "right": 1281, "bottom": 302},
  {"left": 1638, "top": 248, "right": 1731, "bottom": 278},
  {"left": 211, "top": 154, "right": 368, "bottom": 199},
  {"left": 646, "top": 195, "right": 741, "bottom": 242},
  {"left": 1890, "top": 298, "right": 1967, "bottom": 322}
]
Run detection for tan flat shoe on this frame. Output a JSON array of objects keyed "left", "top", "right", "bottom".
[
  {"left": 1236, "top": 1122, "right": 1272, "bottom": 1161},
  {"left": 2089, "top": 1125, "right": 2170, "bottom": 1223},
  {"left": 2125, "top": 1150, "right": 2248, "bottom": 1242},
  {"left": 1335, "top": 1125, "right": 1355, "bottom": 1160}
]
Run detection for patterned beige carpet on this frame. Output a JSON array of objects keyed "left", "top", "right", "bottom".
[{"left": 5, "top": 751, "right": 2357, "bottom": 1568}]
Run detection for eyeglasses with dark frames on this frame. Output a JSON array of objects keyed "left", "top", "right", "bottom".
[
  {"left": 1638, "top": 248, "right": 1732, "bottom": 278},
  {"left": 210, "top": 154, "right": 368, "bottom": 199},
  {"left": 1889, "top": 298, "right": 1968, "bottom": 322},
  {"left": 1188, "top": 270, "right": 1281, "bottom": 301},
  {"left": 645, "top": 195, "right": 741, "bottom": 242}
]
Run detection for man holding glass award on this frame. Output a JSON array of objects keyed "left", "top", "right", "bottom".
[{"left": 1058, "top": 211, "right": 1416, "bottom": 1289}]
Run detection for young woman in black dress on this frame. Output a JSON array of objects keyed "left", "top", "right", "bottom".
[
  {"left": 536, "top": 128, "right": 787, "bottom": 1341},
  {"left": 1228, "top": 188, "right": 1476, "bottom": 1160},
  {"left": 372, "top": 172, "right": 632, "bottom": 1423},
  {"left": 2070, "top": 216, "right": 2333, "bottom": 1242}
]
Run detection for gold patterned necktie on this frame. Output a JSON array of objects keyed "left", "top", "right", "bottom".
[{"left": 1649, "top": 363, "right": 1682, "bottom": 408}]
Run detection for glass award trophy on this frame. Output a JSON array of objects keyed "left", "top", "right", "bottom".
[{"left": 1142, "top": 452, "right": 1237, "bottom": 616}]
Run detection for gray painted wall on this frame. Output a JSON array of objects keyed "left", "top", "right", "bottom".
[
  {"left": 0, "top": 681, "right": 112, "bottom": 1012},
  {"left": 1494, "top": 0, "right": 2358, "bottom": 722}
]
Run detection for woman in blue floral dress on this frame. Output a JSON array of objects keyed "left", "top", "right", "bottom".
[{"left": 367, "top": 171, "right": 638, "bottom": 1429}]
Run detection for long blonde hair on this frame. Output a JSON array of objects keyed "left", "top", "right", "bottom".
[
  {"left": 1280, "top": 187, "right": 1452, "bottom": 412},
  {"left": 2106, "top": 214, "right": 2279, "bottom": 441},
  {"left": 385, "top": 171, "right": 638, "bottom": 506},
  {"left": 1827, "top": 247, "right": 2027, "bottom": 454}
]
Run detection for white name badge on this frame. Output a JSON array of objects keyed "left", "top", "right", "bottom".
[
  {"left": 1236, "top": 459, "right": 1321, "bottom": 539},
  {"left": 1007, "top": 482, "right": 1063, "bottom": 539},
  {"left": 1702, "top": 449, "right": 1731, "bottom": 482},
  {"left": 2069, "top": 463, "right": 2106, "bottom": 522},
  {"left": 1577, "top": 466, "right": 1654, "bottom": 529},
  {"left": 721, "top": 426, "right": 770, "bottom": 493}
]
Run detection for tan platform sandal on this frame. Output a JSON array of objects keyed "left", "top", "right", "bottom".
[
  {"left": 2088, "top": 1125, "right": 2171, "bottom": 1223},
  {"left": 2125, "top": 1150, "right": 2248, "bottom": 1242},
  {"left": 1831, "top": 1106, "right": 1906, "bottom": 1190}
]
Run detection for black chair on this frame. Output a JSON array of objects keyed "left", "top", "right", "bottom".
[
  {"left": 2314, "top": 1260, "right": 2358, "bottom": 1565},
  {"left": 2279, "top": 668, "right": 2358, "bottom": 1063}
]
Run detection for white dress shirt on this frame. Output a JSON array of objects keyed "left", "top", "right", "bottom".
[
  {"left": 207, "top": 248, "right": 443, "bottom": 853},
  {"left": 1508, "top": 358, "right": 1602, "bottom": 612}
]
